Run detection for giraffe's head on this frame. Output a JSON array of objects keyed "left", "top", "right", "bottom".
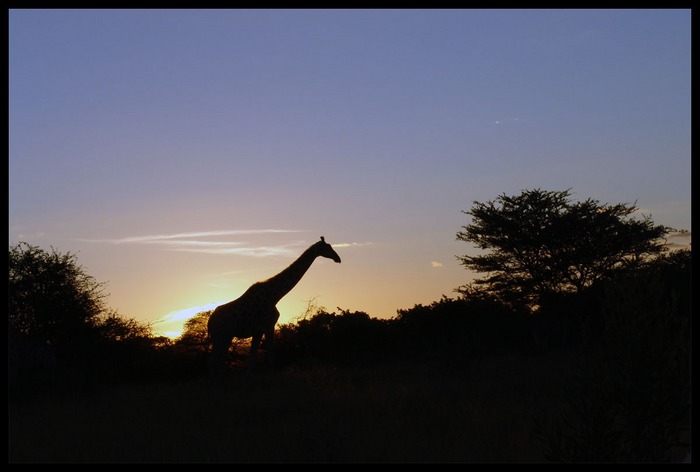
[{"left": 316, "top": 236, "right": 341, "bottom": 263}]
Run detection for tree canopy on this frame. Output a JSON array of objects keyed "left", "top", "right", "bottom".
[
  {"left": 9, "top": 242, "right": 107, "bottom": 344},
  {"left": 456, "top": 188, "right": 673, "bottom": 310}
]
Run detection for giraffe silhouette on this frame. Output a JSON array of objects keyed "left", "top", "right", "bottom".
[{"left": 207, "top": 236, "right": 341, "bottom": 376}]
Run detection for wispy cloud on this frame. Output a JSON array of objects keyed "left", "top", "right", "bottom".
[
  {"left": 77, "top": 229, "right": 306, "bottom": 257},
  {"left": 493, "top": 117, "right": 522, "bottom": 126},
  {"left": 431, "top": 261, "right": 443, "bottom": 268},
  {"left": 175, "top": 243, "right": 303, "bottom": 257},
  {"left": 78, "top": 229, "right": 302, "bottom": 244},
  {"left": 332, "top": 242, "right": 373, "bottom": 248}
]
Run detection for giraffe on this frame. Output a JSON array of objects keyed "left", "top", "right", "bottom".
[{"left": 207, "top": 236, "right": 341, "bottom": 376}]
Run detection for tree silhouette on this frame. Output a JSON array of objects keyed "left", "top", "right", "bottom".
[
  {"left": 9, "top": 242, "right": 107, "bottom": 353},
  {"left": 456, "top": 188, "right": 672, "bottom": 311}
]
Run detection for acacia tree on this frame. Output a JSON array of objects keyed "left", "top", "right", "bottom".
[{"left": 456, "top": 189, "right": 673, "bottom": 310}]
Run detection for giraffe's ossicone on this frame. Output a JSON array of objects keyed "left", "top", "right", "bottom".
[{"left": 207, "top": 236, "right": 341, "bottom": 376}]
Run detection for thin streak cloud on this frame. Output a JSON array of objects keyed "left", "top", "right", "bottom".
[
  {"left": 76, "top": 229, "right": 306, "bottom": 257},
  {"left": 77, "top": 229, "right": 303, "bottom": 244},
  {"left": 175, "top": 245, "right": 302, "bottom": 257},
  {"left": 333, "top": 242, "right": 373, "bottom": 248}
]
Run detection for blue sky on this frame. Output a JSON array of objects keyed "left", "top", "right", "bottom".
[{"left": 9, "top": 9, "right": 691, "bottom": 337}]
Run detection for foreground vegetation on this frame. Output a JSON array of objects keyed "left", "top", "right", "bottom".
[{"left": 10, "top": 354, "right": 576, "bottom": 462}]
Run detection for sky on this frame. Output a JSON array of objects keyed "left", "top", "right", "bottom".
[{"left": 9, "top": 9, "right": 691, "bottom": 338}]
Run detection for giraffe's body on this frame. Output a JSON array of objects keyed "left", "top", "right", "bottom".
[{"left": 207, "top": 237, "right": 341, "bottom": 375}]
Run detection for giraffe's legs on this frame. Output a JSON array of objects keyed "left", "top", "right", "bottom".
[
  {"left": 247, "top": 333, "right": 262, "bottom": 372},
  {"left": 209, "top": 336, "right": 231, "bottom": 378},
  {"left": 263, "top": 329, "right": 275, "bottom": 367}
]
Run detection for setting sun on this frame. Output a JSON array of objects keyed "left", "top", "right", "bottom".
[{"left": 153, "top": 302, "right": 221, "bottom": 339}]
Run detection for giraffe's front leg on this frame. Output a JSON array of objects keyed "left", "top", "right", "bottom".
[
  {"left": 247, "top": 333, "right": 262, "bottom": 372},
  {"left": 209, "top": 336, "right": 231, "bottom": 378},
  {"left": 263, "top": 327, "right": 276, "bottom": 368},
  {"left": 263, "top": 308, "right": 280, "bottom": 368}
]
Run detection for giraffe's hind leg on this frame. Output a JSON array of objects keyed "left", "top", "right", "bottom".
[
  {"left": 209, "top": 337, "right": 231, "bottom": 378},
  {"left": 262, "top": 329, "right": 276, "bottom": 368},
  {"left": 246, "top": 333, "right": 262, "bottom": 372}
]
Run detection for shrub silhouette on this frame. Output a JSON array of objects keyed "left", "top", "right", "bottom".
[
  {"left": 535, "top": 249, "right": 691, "bottom": 462},
  {"left": 393, "top": 295, "right": 531, "bottom": 360},
  {"left": 275, "top": 309, "right": 390, "bottom": 367},
  {"left": 273, "top": 296, "right": 533, "bottom": 368}
]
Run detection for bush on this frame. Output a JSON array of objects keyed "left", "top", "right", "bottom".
[{"left": 535, "top": 251, "right": 691, "bottom": 462}]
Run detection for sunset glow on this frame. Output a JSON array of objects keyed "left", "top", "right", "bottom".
[{"left": 9, "top": 9, "right": 691, "bottom": 338}]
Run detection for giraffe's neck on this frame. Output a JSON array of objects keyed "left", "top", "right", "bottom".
[{"left": 260, "top": 245, "right": 318, "bottom": 304}]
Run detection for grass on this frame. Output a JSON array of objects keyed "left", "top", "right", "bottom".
[{"left": 9, "top": 353, "right": 575, "bottom": 463}]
